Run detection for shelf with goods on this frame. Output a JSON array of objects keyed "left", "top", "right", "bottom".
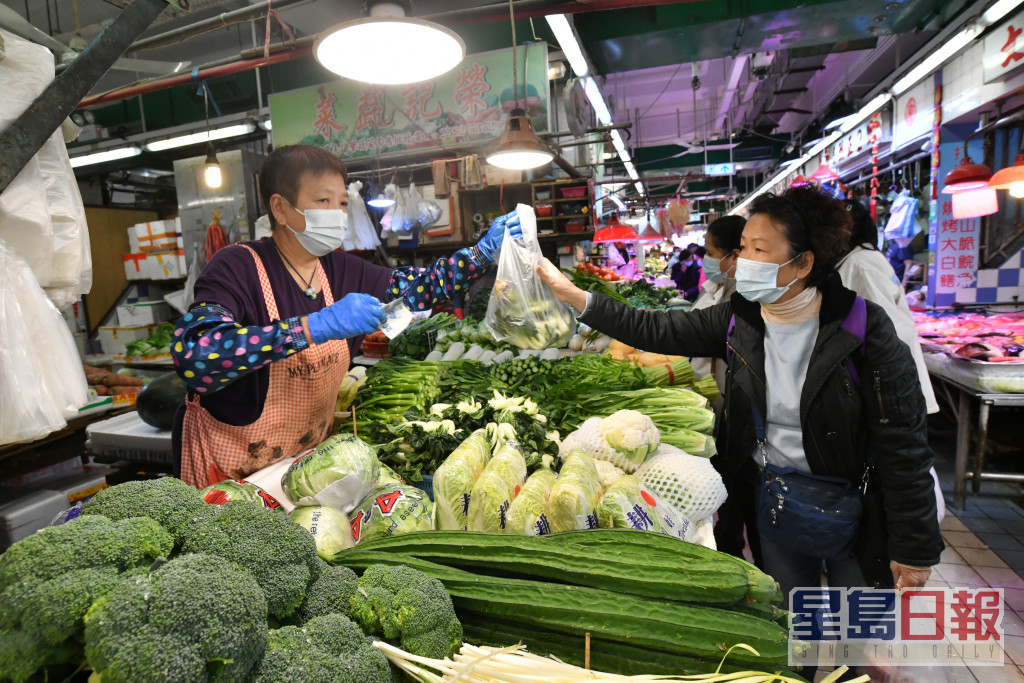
[{"left": 532, "top": 177, "right": 595, "bottom": 237}]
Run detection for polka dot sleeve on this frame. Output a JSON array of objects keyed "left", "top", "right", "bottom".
[
  {"left": 170, "top": 303, "right": 309, "bottom": 393},
  {"left": 385, "top": 245, "right": 489, "bottom": 312}
]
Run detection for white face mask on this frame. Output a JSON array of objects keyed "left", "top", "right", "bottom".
[
  {"left": 735, "top": 252, "right": 805, "bottom": 304},
  {"left": 285, "top": 202, "right": 349, "bottom": 256}
]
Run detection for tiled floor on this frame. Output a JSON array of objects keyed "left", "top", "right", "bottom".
[{"left": 810, "top": 451, "right": 1024, "bottom": 682}]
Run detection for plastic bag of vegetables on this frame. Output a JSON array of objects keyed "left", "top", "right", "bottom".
[
  {"left": 547, "top": 450, "right": 601, "bottom": 532},
  {"left": 349, "top": 484, "right": 433, "bottom": 544},
  {"left": 280, "top": 434, "right": 380, "bottom": 513},
  {"left": 290, "top": 506, "right": 354, "bottom": 561},
  {"left": 505, "top": 469, "right": 557, "bottom": 536},
  {"left": 484, "top": 204, "right": 575, "bottom": 350},
  {"left": 433, "top": 429, "right": 492, "bottom": 530},
  {"left": 596, "top": 474, "right": 697, "bottom": 542},
  {"left": 201, "top": 479, "right": 282, "bottom": 509},
  {"left": 467, "top": 441, "right": 527, "bottom": 532}
]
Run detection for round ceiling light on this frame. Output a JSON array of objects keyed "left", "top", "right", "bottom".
[{"left": 315, "top": 3, "right": 465, "bottom": 85}]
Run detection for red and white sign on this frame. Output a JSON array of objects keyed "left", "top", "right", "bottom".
[
  {"left": 827, "top": 108, "right": 892, "bottom": 167},
  {"left": 894, "top": 80, "right": 935, "bottom": 151},
  {"left": 984, "top": 10, "right": 1024, "bottom": 82}
]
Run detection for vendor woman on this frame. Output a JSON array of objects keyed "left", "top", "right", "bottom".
[{"left": 171, "top": 145, "right": 520, "bottom": 489}]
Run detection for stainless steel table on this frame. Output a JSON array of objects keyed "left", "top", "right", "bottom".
[{"left": 929, "top": 374, "right": 1024, "bottom": 509}]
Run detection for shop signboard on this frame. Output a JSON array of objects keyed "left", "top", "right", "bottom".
[
  {"left": 930, "top": 137, "right": 982, "bottom": 307},
  {"left": 893, "top": 80, "right": 934, "bottom": 151},
  {"left": 269, "top": 44, "right": 549, "bottom": 159},
  {"left": 983, "top": 9, "right": 1024, "bottom": 83},
  {"left": 827, "top": 109, "right": 892, "bottom": 169}
]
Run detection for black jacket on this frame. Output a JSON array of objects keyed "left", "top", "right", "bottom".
[{"left": 580, "top": 274, "right": 943, "bottom": 586}]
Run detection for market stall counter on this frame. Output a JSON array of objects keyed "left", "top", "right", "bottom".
[{"left": 915, "top": 311, "right": 1024, "bottom": 508}]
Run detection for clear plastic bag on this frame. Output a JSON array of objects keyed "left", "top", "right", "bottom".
[
  {"left": 347, "top": 181, "right": 381, "bottom": 251},
  {"left": 485, "top": 203, "right": 575, "bottom": 350},
  {"left": 0, "top": 239, "right": 87, "bottom": 445},
  {"left": 884, "top": 190, "right": 919, "bottom": 239}
]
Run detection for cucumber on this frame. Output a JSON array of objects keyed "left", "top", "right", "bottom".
[
  {"left": 353, "top": 531, "right": 755, "bottom": 605},
  {"left": 334, "top": 550, "right": 790, "bottom": 666}
]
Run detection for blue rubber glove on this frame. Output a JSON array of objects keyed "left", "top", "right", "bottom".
[
  {"left": 306, "top": 293, "right": 386, "bottom": 344},
  {"left": 476, "top": 210, "right": 523, "bottom": 262}
]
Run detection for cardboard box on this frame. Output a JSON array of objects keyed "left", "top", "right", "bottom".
[
  {"left": 123, "top": 253, "right": 148, "bottom": 280},
  {"left": 117, "top": 301, "right": 172, "bottom": 327},
  {"left": 147, "top": 249, "right": 186, "bottom": 280},
  {"left": 135, "top": 219, "right": 181, "bottom": 252},
  {"left": 96, "top": 324, "right": 156, "bottom": 355}
]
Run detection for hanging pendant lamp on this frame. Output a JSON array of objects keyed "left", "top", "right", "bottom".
[
  {"left": 593, "top": 214, "right": 638, "bottom": 243},
  {"left": 203, "top": 144, "right": 222, "bottom": 189},
  {"left": 637, "top": 223, "right": 663, "bottom": 241},
  {"left": 485, "top": 0, "right": 552, "bottom": 170},
  {"left": 811, "top": 158, "right": 839, "bottom": 182},
  {"left": 942, "top": 156, "right": 993, "bottom": 193},
  {"left": 988, "top": 154, "right": 1024, "bottom": 198},
  {"left": 315, "top": 1, "right": 465, "bottom": 85}
]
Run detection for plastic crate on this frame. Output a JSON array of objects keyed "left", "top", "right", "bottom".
[
  {"left": 361, "top": 340, "right": 390, "bottom": 359},
  {"left": 559, "top": 185, "right": 587, "bottom": 198}
]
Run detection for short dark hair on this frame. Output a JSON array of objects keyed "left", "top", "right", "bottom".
[
  {"left": 258, "top": 146, "right": 348, "bottom": 229},
  {"left": 695, "top": 246, "right": 706, "bottom": 258},
  {"left": 749, "top": 186, "right": 852, "bottom": 288},
  {"left": 845, "top": 201, "right": 879, "bottom": 252},
  {"left": 706, "top": 215, "right": 745, "bottom": 253}
]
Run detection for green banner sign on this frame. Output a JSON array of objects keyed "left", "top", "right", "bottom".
[{"left": 269, "top": 44, "right": 549, "bottom": 159}]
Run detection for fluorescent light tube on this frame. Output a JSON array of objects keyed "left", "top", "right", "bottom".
[
  {"left": 145, "top": 123, "right": 255, "bottom": 152},
  {"left": 583, "top": 77, "right": 613, "bottom": 126},
  {"left": 983, "top": 0, "right": 1024, "bottom": 26},
  {"left": 892, "top": 28, "right": 976, "bottom": 95},
  {"left": 545, "top": 14, "right": 588, "bottom": 77},
  {"left": 70, "top": 146, "right": 142, "bottom": 168}
]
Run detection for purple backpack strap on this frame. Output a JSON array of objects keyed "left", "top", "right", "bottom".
[
  {"left": 726, "top": 315, "right": 736, "bottom": 364},
  {"left": 840, "top": 296, "right": 867, "bottom": 386}
]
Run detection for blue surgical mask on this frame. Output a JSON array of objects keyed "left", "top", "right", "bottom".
[
  {"left": 735, "top": 253, "right": 805, "bottom": 304},
  {"left": 702, "top": 255, "right": 734, "bottom": 284}
]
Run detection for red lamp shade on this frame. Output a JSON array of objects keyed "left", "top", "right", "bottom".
[
  {"left": 942, "top": 157, "right": 993, "bottom": 194},
  {"left": 637, "top": 224, "right": 663, "bottom": 241},
  {"left": 811, "top": 164, "right": 839, "bottom": 182},
  {"left": 988, "top": 155, "right": 1024, "bottom": 198},
  {"left": 951, "top": 188, "right": 998, "bottom": 219},
  {"left": 791, "top": 175, "right": 809, "bottom": 187},
  {"left": 593, "top": 215, "right": 638, "bottom": 243}
]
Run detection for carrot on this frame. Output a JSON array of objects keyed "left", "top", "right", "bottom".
[
  {"left": 87, "top": 373, "right": 109, "bottom": 386},
  {"left": 101, "top": 374, "right": 145, "bottom": 387},
  {"left": 93, "top": 386, "right": 110, "bottom": 395},
  {"left": 111, "top": 386, "right": 140, "bottom": 395}
]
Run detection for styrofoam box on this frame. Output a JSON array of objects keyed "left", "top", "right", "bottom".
[
  {"left": 117, "top": 300, "right": 172, "bottom": 327},
  {"left": 86, "top": 411, "right": 174, "bottom": 461},
  {"left": 96, "top": 324, "right": 156, "bottom": 355},
  {"left": 128, "top": 226, "right": 141, "bottom": 254},
  {"left": 134, "top": 219, "right": 180, "bottom": 252},
  {"left": 148, "top": 249, "right": 185, "bottom": 280},
  {"left": 0, "top": 487, "right": 68, "bottom": 550},
  {"left": 124, "top": 253, "right": 149, "bottom": 280},
  {"left": 38, "top": 471, "right": 110, "bottom": 504}
]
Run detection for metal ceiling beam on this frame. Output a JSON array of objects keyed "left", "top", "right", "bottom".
[
  {"left": 128, "top": 0, "right": 309, "bottom": 53},
  {"left": 0, "top": 0, "right": 168, "bottom": 193}
]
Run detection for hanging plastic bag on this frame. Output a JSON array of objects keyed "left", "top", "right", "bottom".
[
  {"left": 485, "top": 203, "right": 575, "bottom": 350},
  {"left": 417, "top": 196, "right": 442, "bottom": 230},
  {"left": 347, "top": 181, "right": 381, "bottom": 251},
  {"left": 400, "top": 183, "right": 424, "bottom": 232},
  {"left": 884, "top": 190, "right": 919, "bottom": 239},
  {"left": 0, "top": 239, "right": 83, "bottom": 445}
]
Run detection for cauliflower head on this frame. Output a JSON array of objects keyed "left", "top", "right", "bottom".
[{"left": 596, "top": 410, "right": 660, "bottom": 466}]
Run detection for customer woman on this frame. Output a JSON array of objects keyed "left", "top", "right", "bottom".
[
  {"left": 687, "top": 215, "right": 762, "bottom": 564},
  {"left": 537, "top": 186, "right": 943, "bottom": 597},
  {"left": 170, "top": 145, "right": 520, "bottom": 489}
]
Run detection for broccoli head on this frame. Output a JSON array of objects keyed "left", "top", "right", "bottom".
[
  {"left": 253, "top": 613, "right": 392, "bottom": 683},
  {"left": 0, "top": 628, "right": 82, "bottom": 683},
  {"left": 180, "top": 501, "right": 320, "bottom": 620},
  {"left": 81, "top": 477, "right": 206, "bottom": 545},
  {"left": 350, "top": 564, "right": 462, "bottom": 660},
  {"left": 84, "top": 553, "right": 268, "bottom": 683},
  {"left": 0, "top": 515, "right": 171, "bottom": 595},
  {"left": 292, "top": 564, "right": 359, "bottom": 625}
]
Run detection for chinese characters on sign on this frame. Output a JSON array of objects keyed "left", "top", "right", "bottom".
[
  {"left": 269, "top": 44, "right": 549, "bottom": 160},
  {"left": 935, "top": 199, "right": 980, "bottom": 294},
  {"left": 983, "top": 10, "right": 1024, "bottom": 82},
  {"left": 789, "top": 587, "right": 1005, "bottom": 667}
]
